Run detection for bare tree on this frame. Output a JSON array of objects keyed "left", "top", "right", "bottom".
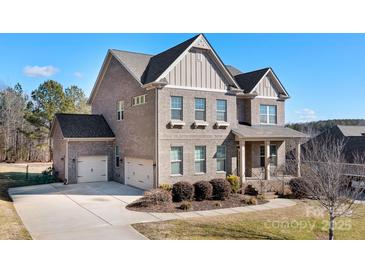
[{"left": 293, "top": 136, "right": 365, "bottom": 240}]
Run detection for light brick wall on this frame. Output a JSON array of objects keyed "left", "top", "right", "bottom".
[
  {"left": 91, "top": 56, "right": 156, "bottom": 183},
  {"left": 157, "top": 87, "right": 237, "bottom": 184}
]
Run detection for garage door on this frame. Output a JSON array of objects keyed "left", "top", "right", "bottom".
[
  {"left": 125, "top": 157, "right": 153, "bottom": 190},
  {"left": 77, "top": 155, "right": 108, "bottom": 183}
]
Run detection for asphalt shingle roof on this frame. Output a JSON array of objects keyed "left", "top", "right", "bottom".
[
  {"left": 234, "top": 68, "right": 270, "bottom": 93},
  {"left": 337, "top": 125, "right": 365, "bottom": 137},
  {"left": 232, "top": 124, "right": 307, "bottom": 139},
  {"left": 225, "top": 65, "right": 243, "bottom": 76},
  {"left": 55, "top": 113, "right": 115, "bottom": 138}
]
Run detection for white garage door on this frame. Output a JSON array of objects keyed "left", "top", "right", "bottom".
[
  {"left": 125, "top": 157, "right": 153, "bottom": 190},
  {"left": 77, "top": 155, "right": 108, "bottom": 183}
]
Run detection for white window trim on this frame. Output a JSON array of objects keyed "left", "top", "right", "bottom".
[
  {"left": 260, "top": 105, "right": 277, "bottom": 125},
  {"left": 216, "top": 145, "right": 226, "bottom": 172},
  {"left": 194, "top": 146, "right": 206, "bottom": 174},
  {"left": 132, "top": 94, "right": 146, "bottom": 106},
  {"left": 171, "top": 146, "right": 183, "bottom": 175},
  {"left": 216, "top": 99, "right": 227, "bottom": 122},
  {"left": 170, "top": 96, "right": 183, "bottom": 121},
  {"left": 117, "top": 100, "right": 124, "bottom": 121},
  {"left": 195, "top": 98, "right": 206, "bottom": 121}
]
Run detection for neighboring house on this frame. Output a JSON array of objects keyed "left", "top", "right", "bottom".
[
  {"left": 305, "top": 125, "right": 365, "bottom": 163},
  {"left": 51, "top": 34, "right": 305, "bottom": 190}
]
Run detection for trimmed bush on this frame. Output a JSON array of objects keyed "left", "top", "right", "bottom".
[
  {"left": 288, "top": 177, "right": 307, "bottom": 199},
  {"left": 241, "top": 196, "right": 258, "bottom": 205},
  {"left": 159, "top": 183, "right": 173, "bottom": 192},
  {"left": 209, "top": 178, "right": 231, "bottom": 200},
  {"left": 172, "top": 181, "right": 194, "bottom": 202},
  {"left": 244, "top": 184, "right": 259, "bottom": 196},
  {"left": 179, "top": 201, "right": 192, "bottom": 211},
  {"left": 128, "top": 189, "right": 172, "bottom": 208},
  {"left": 193, "top": 181, "right": 213, "bottom": 201},
  {"left": 227, "top": 175, "right": 241, "bottom": 193}
]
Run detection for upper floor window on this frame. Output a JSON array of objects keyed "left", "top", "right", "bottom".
[
  {"left": 216, "top": 145, "right": 226, "bottom": 172},
  {"left": 216, "top": 99, "right": 227, "bottom": 121},
  {"left": 171, "top": 96, "right": 183, "bottom": 120},
  {"left": 195, "top": 146, "right": 206, "bottom": 173},
  {"left": 170, "top": 146, "right": 183, "bottom": 175},
  {"left": 132, "top": 94, "right": 146, "bottom": 106},
  {"left": 115, "top": 145, "right": 120, "bottom": 167},
  {"left": 195, "top": 98, "right": 206, "bottom": 121},
  {"left": 117, "top": 100, "right": 124, "bottom": 121},
  {"left": 260, "top": 105, "right": 277, "bottom": 124}
]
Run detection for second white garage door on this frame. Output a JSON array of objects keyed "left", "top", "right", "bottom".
[
  {"left": 77, "top": 155, "right": 108, "bottom": 183},
  {"left": 125, "top": 157, "right": 153, "bottom": 190}
]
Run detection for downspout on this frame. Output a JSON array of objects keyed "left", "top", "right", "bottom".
[
  {"left": 154, "top": 87, "right": 160, "bottom": 188},
  {"left": 65, "top": 139, "right": 69, "bottom": 184}
]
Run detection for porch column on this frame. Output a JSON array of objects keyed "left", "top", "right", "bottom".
[
  {"left": 296, "top": 141, "right": 301, "bottom": 177},
  {"left": 264, "top": 140, "right": 270, "bottom": 180},
  {"left": 239, "top": 140, "right": 246, "bottom": 183}
]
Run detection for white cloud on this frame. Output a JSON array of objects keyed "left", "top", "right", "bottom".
[
  {"left": 296, "top": 108, "right": 317, "bottom": 122},
  {"left": 73, "top": 71, "right": 83, "bottom": 78},
  {"left": 23, "top": 65, "right": 59, "bottom": 77}
]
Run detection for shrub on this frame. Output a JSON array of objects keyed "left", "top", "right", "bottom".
[
  {"left": 214, "top": 201, "right": 222, "bottom": 208},
  {"left": 179, "top": 201, "right": 192, "bottom": 211},
  {"left": 241, "top": 196, "right": 258, "bottom": 205},
  {"left": 193, "top": 181, "right": 213, "bottom": 201},
  {"left": 128, "top": 189, "right": 172, "bottom": 208},
  {"left": 244, "top": 184, "right": 259, "bottom": 196},
  {"left": 172, "top": 181, "right": 194, "bottom": 202},
  {"left": 209, "top": 178, "right": 231, "bottom": 200},
  {"left": 227, "top": 175, "right": 241, "bottom": 193},
  {"left": 159, "top": 183, "right": 172, "bottom": 192},
  {"left": 288, "top": 177, "right": 307, "bottom": 199}
]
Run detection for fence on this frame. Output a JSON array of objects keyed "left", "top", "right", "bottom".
[{"left": 0, "top": 162, "right": 54, "bottom": 184}]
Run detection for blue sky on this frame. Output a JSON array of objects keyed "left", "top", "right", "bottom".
[{"left": 0, "top": 33, "right": 364, "bottom": 123}]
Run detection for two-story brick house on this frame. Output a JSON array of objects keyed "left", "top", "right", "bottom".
[{"left": 51, "top": 34, "right": 305, "bottom": 190}]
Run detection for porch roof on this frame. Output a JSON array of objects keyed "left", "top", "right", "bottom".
[{"left": 232, "top": 124, "right": 307, "bottom": 139}]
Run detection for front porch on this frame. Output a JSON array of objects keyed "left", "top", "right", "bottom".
[{"left": 232, "top": 125, "right": 306, "bottom": 183}]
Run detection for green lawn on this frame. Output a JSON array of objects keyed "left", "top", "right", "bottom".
[
  {"left": 132, "top": 200, "right": 365, "bottom": 240},
  {"left": 0, "top": 171, "right": 51, "bottom": 240}
]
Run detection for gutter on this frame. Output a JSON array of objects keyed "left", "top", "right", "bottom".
[{"left": 142, "top": 79, "right": 168, "bottom": 90}]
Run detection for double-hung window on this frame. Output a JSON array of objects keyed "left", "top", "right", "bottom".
[
  {"left": 117, "top": 100, "right": 124, "bottom": 121},
  {"left": 216, "top": 145, "right": 226, "bottom": 172},
  {"left": 115, "top": 145, "right": 120, "bottom": 167},
  {"left": 195, "top": 98, "right": 206, "bottom": 121},
  {"left": 170, "top": 146, "right": 183, "bottom": 175},
  {"left": 216, "top": 99, "right": 227, "bottom": 121},
  {"left": 195, "top": 146, "right": 206, "bottom": 173},
  {"left": 259, "top": 144, "right": 277, "bottom": 167},
  {"left": 260, "top": 105, "right": 277, "bottom": 124},
  {"left": 171, "top": 96, "right": 183, "bottom": 120}
]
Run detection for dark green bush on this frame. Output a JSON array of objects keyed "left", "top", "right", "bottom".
[
  {"left": 288, "top": 177, "right": 307, "bottom": 199},
  {"left": 172, "top": 181, "right": 194, "bottom": 202},
  {"left": 128, "top": 189, "right": 172, "bottom": 208},
  {"left": 209, "top": 178, "right": 231, "bottom": 200},
  {"left": 193, "top": 181, "right": 213, "bottom": 201}
]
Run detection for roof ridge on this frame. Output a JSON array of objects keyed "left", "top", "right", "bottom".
[
  {"left": 110, "top": 48, "right": 153, "bottom": 57},
  {"left": 56, "top": 113, "right": 101, "bottom": 116},
  {"left": 238, "top": 67, "right": 270, "bottom": 76}
]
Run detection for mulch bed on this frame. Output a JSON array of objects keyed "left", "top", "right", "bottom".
[{"left": 127, "top": 194, "right": 268, "bottom": 213}]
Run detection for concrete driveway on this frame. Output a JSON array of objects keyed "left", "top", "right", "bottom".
[{"left": 9, "top": 181, "right": 160, "bottom": 240}]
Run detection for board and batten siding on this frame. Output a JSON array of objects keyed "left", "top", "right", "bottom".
[
  {"left": 255, "top": 75, "right": 280, "bottom": 98},
  {"left": 165, "top": 48, "right": 228, "bottom": 90}
]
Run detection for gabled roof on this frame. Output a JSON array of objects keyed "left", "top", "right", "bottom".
[
  {"left": 53, "top": 113, "right": 115, "bottom": 138},
  {"left": 234, "top": 68, "right": 270, "bottom": 92},
  {"left": 141, "top": 35, "right": 200, "bottom": 84},
  {"left": 225, "top": 65, "right": 243, "bottom": 76},
  {"left": 337, "top": 125, "right": 365, "bottom": 137},
  {"left": 110, "top": 49, "right": 152, "bottom": 84}
]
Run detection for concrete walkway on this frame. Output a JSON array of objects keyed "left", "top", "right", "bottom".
[{"left": 9, "top": 181, "right": 296, "bottom": 240}]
